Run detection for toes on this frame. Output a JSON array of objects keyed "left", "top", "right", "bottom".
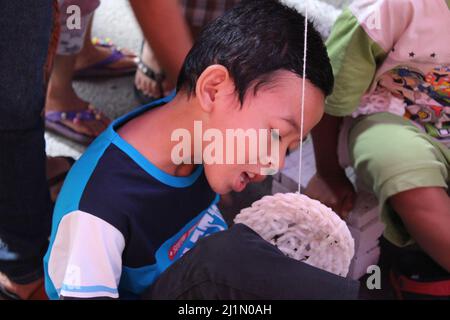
[
  {"left": 67, "top": 115, "right": 109, "bottom": 138},
  {"left": 135, "top": 70, "right": 152, "bottom": 96},
  {"left": 143, "top": 78, "right": 155, "bottom": 97},
  {"left": 135, "top": 72, "right": 142, "bottom": 88},
  {"left": 149, "top": 80, "right": 158, "bottom": 97},
  {"left": 66, "top": 120, "right": 95, "bottom": 137}
]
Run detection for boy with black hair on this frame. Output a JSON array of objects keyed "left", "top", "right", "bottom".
[{"left": 44, "top": 0, "right": 359, "bottom": 299}]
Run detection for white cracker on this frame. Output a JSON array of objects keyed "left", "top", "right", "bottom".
[{"left": 234, "top": 193, "right": 355, "bottom": 277}]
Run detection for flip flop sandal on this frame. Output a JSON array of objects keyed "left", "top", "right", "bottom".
[
  {"left": 45, "top": 106, "right": 105, "bottom": 145},
  {"left": 134, "top": 41, "right": 167, "bottom": 105},
  {"left": 73, "top": 37, "right": 137, "bottom": 79}
]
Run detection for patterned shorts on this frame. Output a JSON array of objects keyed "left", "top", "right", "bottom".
[{"left": 181, "top": 0, "right": 241, "bottom": 28}]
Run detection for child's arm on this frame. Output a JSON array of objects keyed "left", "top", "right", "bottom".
[
  {"left": 306, "top": 114, "right": 356, "bottom": 219},
  {"left": 305, "top": 3, "right": 396, "bottom": 217}
]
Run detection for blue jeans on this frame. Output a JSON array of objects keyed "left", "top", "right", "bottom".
[{"left": 0, "top": 0, "right": 53, "bottom": 284}]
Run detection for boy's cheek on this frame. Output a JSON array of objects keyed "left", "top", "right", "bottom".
[{"left": 203, "top": 165, "right": 232, "bottom": 194}]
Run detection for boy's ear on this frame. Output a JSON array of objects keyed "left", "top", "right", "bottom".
[{"left": 195, "top": 65, "right": 233, "bottom": 113}]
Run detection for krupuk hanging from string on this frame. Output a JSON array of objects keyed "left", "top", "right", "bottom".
[{"left": 233, "top": 5, "right": 355, "bottom": 277}]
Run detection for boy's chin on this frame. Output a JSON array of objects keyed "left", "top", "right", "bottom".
[
  {"left": 209, "top": 183, "right": 233, "bottom": 195},
  {"left": 206, "top": 178, "right": 235, "bottom": 195}
]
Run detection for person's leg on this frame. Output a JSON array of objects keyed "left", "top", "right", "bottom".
[
  {"left": 349, "top": 112, "right": 450, "bottom": 271},
  {"left": 45, "top": 53, "right": 109, "bottom": 138},
  {"left": 45, "top": 1, "right": 110, "bottom": 142},
  {"left": 0, "top": 0, "right": 54, "bottom": 298},
  {"left": 145, "top": 224, "right": 359, "bottom": 300},
  {"left": 134, "top": 42, "right": 173, "bottom": 101},
  {"left": 134, "top": 0, "right": 242, "bottom": 102}
]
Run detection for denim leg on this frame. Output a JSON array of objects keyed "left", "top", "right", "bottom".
[{"left": 0, "top": 0, "right": 53, "bottom": 283}]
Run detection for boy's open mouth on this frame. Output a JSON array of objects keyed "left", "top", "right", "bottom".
[{"left": 234, "top": 171, "right": 256, "bottom": 192}]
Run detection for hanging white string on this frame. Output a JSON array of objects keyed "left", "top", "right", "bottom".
[
  {"left": 298, "top": 4, "right": 308, "bottom": 193},
  {"left": 234, "top": 5, "right": 356, "bottom": 275}
]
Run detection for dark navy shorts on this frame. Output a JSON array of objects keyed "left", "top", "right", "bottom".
[{"left": 146, "top": 223, "right": 360, "bottom": 300}]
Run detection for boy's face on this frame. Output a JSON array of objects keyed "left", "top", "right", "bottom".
[{"left": 200, "top": 70, "right": 325, "bottom": 194}]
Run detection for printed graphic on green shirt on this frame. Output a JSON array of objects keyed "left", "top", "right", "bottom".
[{"left": 375, "top": 65, "right": 450, "bottom": 142}]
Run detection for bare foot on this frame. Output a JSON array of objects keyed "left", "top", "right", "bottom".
[
  {"left": 134, "top": 42, "right": 173, "bottom": 99},
  {"left": 45, "top": 82, "right": 111, "bottom": 138}
]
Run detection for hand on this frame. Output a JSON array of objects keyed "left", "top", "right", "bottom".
[{"left": 304, "top": 172, "right": 356, "bottom": 219}]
